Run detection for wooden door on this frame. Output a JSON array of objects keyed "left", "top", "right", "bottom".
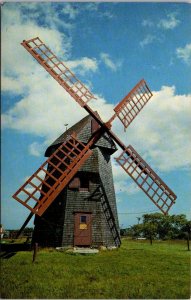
[{"left": 74, "top": 213, "right": 92, "bottom": 246}]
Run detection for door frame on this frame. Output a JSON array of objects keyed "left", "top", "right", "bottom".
[{"left": 74, "top": 212, "right": 92, "bottom": 246}]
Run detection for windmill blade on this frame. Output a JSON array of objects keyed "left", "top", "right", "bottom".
[
  {"left": 113, "top": 79, "right": 153, "bottom": 129},
  {"left": 13, "top": 135, "right": 93, "bottom": 216},
  {"left": 115, "top": 145, "right": 177, "bottom": 215},
  {"left": 21, "top": 37, "right": 96, "bottom": 107}
]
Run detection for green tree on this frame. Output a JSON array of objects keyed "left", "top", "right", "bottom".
[
  {"left": 130, "top": 224, "right": 144, "bottom": 239},
  {"left": 180, "top": 220, "right": 191, "bottom": 251},
  {"left": 142, "top": 222, "right": 158, "bottom": 245}
]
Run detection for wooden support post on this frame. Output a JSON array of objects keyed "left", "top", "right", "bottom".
[{"left": 32, "top": 242, "right": 38, "bottom": 263}]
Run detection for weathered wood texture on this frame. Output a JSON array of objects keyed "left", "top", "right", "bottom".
[{"left": 32, "top": 114, "right": 120, "bottom": 247}]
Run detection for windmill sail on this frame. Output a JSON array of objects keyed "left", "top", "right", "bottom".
[
  {"left": 13, "top": 135, "right": 93, "bottom": 216},
  {"left": 21, "top": 37, "right": 96, "bottom": 107},
  {"left": 113, "top": 79, "right": 153, "bottom": 129},
  {"left": 115, "top": 145, "right": 176, "bottom": 214}
]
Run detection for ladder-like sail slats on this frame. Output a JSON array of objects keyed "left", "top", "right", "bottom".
[
  {"left": 115, "top": 145, "right": 177, "bottom": 214},
  {"left": 114, "top": 79, "right": 153, "bottom": 129},
  {"left": 13, "top": 135, "right": 93, "bottom": 216},
  {"left": 21, "top": 37, "right": 96, "bottom": 107},
  {"left": 48, "top": 160, "right": 64, "bottom": 174},
  {"left": 39, "top": 167, "right": 58, "bottom": 182},
  {"left": 29, "top": 181, "right": 47, "bottom": 196}
]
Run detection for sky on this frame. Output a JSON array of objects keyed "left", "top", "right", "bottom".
[{"left": 1, "top": 1, "right": 191, "bottom": 230}]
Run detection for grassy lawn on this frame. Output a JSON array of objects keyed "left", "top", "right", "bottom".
[{"left": 1, "top": 239, "right": 190, "bottom": 299}]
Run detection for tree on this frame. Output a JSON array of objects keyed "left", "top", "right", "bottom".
[
  {"left": 142, "top": 213, "right": 189, "bottom": 240},
  {"left": 142, "top": 222, "right": 158, "bottom": 245},
  {"left": 23, "top": 227, "right": 34, "bottom": 237},
  {"left": 142, "top": 213, "right": 171, "bottom": 239},
  {"left": 130, "top": 224, "right": 144, "bottom": 239},
  {"left": 180, "top": 220, "right": 191, "bottom": 251},
  {"left": 124, "top": 214, "right": 190, "bottom": 249}
]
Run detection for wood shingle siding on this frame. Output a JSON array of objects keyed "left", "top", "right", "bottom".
[{"left": 32, "top": 113, "right": 120, "bottom": 248}]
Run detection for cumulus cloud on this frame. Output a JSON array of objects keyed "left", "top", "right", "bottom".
[
  {"left": 28, "top": 142, "right": 45, "bottom": 157},
  {"left": 141, "top": 12, "right": 180, "bottom": 31},
  {"left": 67, "top": 57, "right": 98, "bottom": 75},
  {"left": 1, "top": 1, "right": 100, "bottom": 146},
  {"left": 158, "top": 12, "right": 180, "bottom": 30},
  {"left": 113, "top": 86, "right": 191, "bottom": 172},
  {"left": 176, "top": 43, "right": 191, "bottom": 65},
  {"left": 140, "top": 12, "right": 180, "bottom": 49},
  {"left": 2, "top": 75, "right": 191, "bottom": 175},
  {"left": 140, "top": 34, "right": 156, "bottom": 48},
  {"left": 100, "top": 53, "right": 121, "bottom": 71},
  {"left": 108, "top": 86, "right": 191, "bottom": 199},
  {"left": 62, "top": 3, "right": 79, "bottom": 20},
  {"left": 142, "top": 19, "right": 153, "bottom": 27}
]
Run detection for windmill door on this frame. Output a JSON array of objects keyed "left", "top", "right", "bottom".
[{"left": 74, "top": 213, "right": 92, "bottom": 246}]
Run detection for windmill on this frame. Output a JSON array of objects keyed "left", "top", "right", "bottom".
[{"left": 13, "top": 37, "right": 177, "bottom": 248}]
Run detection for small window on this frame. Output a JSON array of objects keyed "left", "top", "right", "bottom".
[
  {"left": 91, "top": 119, "right": 100, "bottom": 134},
  {"left": 80, "top": 215, "right": 87, "bottom": 224},
  {"left": 69, "top": 177, "right": 80, "bottom": 189},
  {"left": 80, "top": 176, "right": 89, "bottom": 191},
  {"left": 80, "top": 215, "right": 87, "bottom": 229}
]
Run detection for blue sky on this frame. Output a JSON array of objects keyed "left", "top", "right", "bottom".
[{"left": 1, "top": 2, "right": 191, "bottom": 229}]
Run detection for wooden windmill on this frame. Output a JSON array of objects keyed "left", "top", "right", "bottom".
[{"left": 13, "top": 37, "right": 177, "bottom": 248}]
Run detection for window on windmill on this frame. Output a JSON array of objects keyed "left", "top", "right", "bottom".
[
  {"left": 79, "top": 175, "right": 89, "bottom": 191},
  {"left": 69, "top": 177, "right": 80, "bottom": 190},
  {"left": 80, "top": 215, "right": 87, "bottom": 230},
  {"left": 91, "top": 119, "right": 100, "bottom": 134}
]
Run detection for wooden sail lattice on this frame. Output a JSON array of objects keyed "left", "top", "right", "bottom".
[
  {"left": 21, "top": 37, "right": 96, "bottom": 107},
  {"left": 115, "top": 145, "right": 176, "bottom": 214},
  {"left": 13, "top": 135, "right": 93, "bottom": 216},
  {"left": 114, "top": 79, "right": 153, "bottom": 129}
]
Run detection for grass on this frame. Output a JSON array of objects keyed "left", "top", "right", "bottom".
[{"left": 1, "top": 239, "right": 190, "bottom": 299}]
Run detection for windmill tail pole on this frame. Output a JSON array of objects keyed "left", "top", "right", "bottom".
[{"left": 16, "top": 211, "right": 34, "bottom": 239}]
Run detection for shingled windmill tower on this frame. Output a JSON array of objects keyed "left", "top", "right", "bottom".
[
  {"left": 32, "top": 114, "right": 120, "bottom": 248},
  {"left": 13, "top": 37, "right": 177, "bottom": 249}
]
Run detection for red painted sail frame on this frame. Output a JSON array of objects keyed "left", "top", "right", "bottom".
[
  {"left": 115, "top": 145, "right": 176, "bottom": 214},
  {"left": 13, "top": 135, "right": 93, "bottom": 216}
]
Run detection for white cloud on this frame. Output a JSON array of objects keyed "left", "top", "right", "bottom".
[
  {"left": 109, "top": 86, "right": 191, "bottom": 202},
  {"left": 101, "top": 11, "right": 114, "bottom": 19},
  {"left": 1, "top": 76, "right": 88, "bottom": 139},
  {"left": 141, "top": 12, "right": 180, "bottom": 31},
  {"left": 62, "top": 3, "right": 79, "bottom": 20},
  {"left": 2, "top": 72, "right": 191, "bottom": 175},
  {"left": 1, "top": 2, "right": 99, "bottom": 141},
  {"left": 158, "top": 12, "right": 180, "bottom": 30},
  {"left": 67, "top": 57, "right": 98, "bottom": 75},
  {"left": 142, "top": 19, "right": 153, "bottom": 27},
  {"left": 115, "top": 180, "right": 139, "bottom": 195},
  {"left": 28, "top": 142, "right": 44, "bottom": 157},
  {"left": 100, "top": 53, "right": 121, "bottom": 71},
  {"left": 176, "top": 43, "right": 191, "bottom": 65},
  {"left": 112, "top": 85, "right": 191, "bottom": 172},
  {"left": 2, "top": 76, "right": 25, "bottom": 94},
  {"left": 112, "top": 159, "right": 139, "bottom": 195},
  {"left": 140, "top": 34, "right": 156, "bottom": 48},
  {"left": 85, "top": 3, "right": 99, "bottom": 11}
]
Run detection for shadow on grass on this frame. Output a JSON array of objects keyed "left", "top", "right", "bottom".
[
  {"left": 126, "top": 248, "right": 144, "bottom": 251},
  {"left": 0, "top": 243, "right": 31, "bottom": 259}
]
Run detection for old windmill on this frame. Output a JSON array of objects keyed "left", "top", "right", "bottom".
[{"left": 13, "top": 37, "right": 177, "bottom": 248}]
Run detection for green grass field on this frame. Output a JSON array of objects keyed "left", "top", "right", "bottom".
[{"left": 1, "top": 239, "right": 190, "bottom": 299}]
